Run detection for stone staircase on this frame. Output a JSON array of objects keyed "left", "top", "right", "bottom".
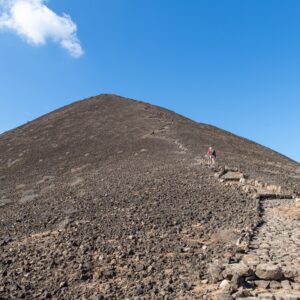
[{"left": 205, "top": 166, "right": 300, "bottom": 300}]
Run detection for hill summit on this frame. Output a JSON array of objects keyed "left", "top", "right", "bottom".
[{"left": 0, "top": 94, "right": 299, "bottom": 299}]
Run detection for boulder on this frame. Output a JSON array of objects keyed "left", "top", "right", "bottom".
[
  {"left": 282, "top": 265, "right": 299, "bottom": 280},
  {"left": 208, "top": 260, "right": 223, "bottom": 283},
  {"left": 255, "top": 263, "right": 283, "bottom": 280},
  {"left": 242, "top": 254, "right": 260, "bottom": 267},
  {"left": 223, "top": 262, "right": 253, "bottom": 279}
]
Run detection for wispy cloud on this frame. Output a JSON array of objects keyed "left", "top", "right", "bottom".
[{"left": 0, "top": 0, "right": 83, "bottom": 57}]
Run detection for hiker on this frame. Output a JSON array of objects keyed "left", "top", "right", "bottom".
[{"left": 207, "top": 146, "right": 217, "bottom": 165}]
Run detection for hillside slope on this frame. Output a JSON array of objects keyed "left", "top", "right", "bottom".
[{"left": 0, "top": 94, "right": 299, "bottom": 299}]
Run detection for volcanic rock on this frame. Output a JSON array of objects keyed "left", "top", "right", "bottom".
[
  {"left": 0, "top": 94, "right": 299, "bottom": 299},
  {"left": 255, "top": 263, "right": 283, "bottom": 281}
]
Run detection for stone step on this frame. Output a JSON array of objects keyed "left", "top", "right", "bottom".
[
  {"left": 256, "top": 190, "right": 293, "bottom": 200},
  {"left": 220, "top": 171, "right": 244, "bottom": 182}
]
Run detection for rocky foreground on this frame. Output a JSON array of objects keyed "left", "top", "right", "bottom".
[
  {"left": 0, "top": 163, "right": 260, "bottom": 299},
  {"left": 205, "top": 168, "right": 300, "bottom": 300},
  {"left": 0, "top": 95, "right": 299, "bottom": 299}
]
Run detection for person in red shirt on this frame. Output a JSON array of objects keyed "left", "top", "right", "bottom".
[{"left": 207, "top": 146, "right": 217, "bottom": 165}]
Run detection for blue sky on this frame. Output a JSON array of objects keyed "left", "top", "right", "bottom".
[{"left": 0, "top": 1, "right": 299, "bottom": 162}]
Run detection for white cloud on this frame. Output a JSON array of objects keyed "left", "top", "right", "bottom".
[{"left": 0, "top": 0, "right": 83, "bottom": 57}]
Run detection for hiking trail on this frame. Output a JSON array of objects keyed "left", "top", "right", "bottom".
[{"left": 204, "top": 164, "right": 300, "bottom": 300}]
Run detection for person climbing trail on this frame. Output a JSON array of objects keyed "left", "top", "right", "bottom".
[{"left": 207, "top": 146, "right": 217, "bottom": 165}]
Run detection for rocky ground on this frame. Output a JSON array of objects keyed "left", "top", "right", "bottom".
[
  {"left": 0, "top": 162, "right": 260, "bottom": 299},
  {"left": 206, "top": 169, "right": 300, "bottom": 300},
  {"left": 0, "top": 94, "right": 299, "bottom": 299}
]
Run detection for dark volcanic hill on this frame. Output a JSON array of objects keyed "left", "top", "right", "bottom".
[{"left": 0, "top": 94, "right": 299, "bottom": 299}]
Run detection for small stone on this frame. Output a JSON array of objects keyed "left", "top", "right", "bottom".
[
  {"left": 220, "top": 279, "right": 231, "bottom": 290},
  {"left": 278, "top": 294, "right": 300, "bottom": 300},
  {"left": 214, "top": 291, "right": 233, "bottom": 300},
  {"left": 242, "top": 254, "right": 260, "bottom": 267},
  {"left": 59, "top": 281, "right": 68, "bottom": 288},
  {"left": 256, "top": 263, "right": 282, "bottom": 280},
  {"left": 182, "top": 282, "right": 192, "bottom": 291},
  {"left": 281, "top": 280, "right": 292, "bottom": 290},
  {"left": 255, "top": 280, "right": 270, "bottom": 289},
  {"left": 269, "top": 281, "right": 281, "bottom": 289},
  {"left": 43, "top": 290, "right": 52, "bottom": 298},
  {"left": 208, "top": 260, "right": 223, "bottom": 283},
  {"left": 93, "top": 270, "right": 102, "bottom": 280},
  {"left": 291, "top": 282, "right": 300, "bottom": 291},
  {"left": 135, "top": 284, "right": 145, "bottom": 295},
  {"left": 223, "top": 262, "right": 253, "bottom": 279},
  {"left": 294, "top": 276, "right": 300, "bottom": 283},
  {"left": 127, "top": 249, "right": 134, "bottom": 256},
  {"left": 282, "top": 265, "right": 299, "bottom": 280},
  {"left": 147, "top": 265, "right": 153, "bottom": 273},
  {"left": 260, "top": 243, "right": 270, "bottom": 250},
  {"left": 230, "top": 273, "right": 246, "bottom": 291},
  {"left": 80, "top": 274, "right": 90, "bottom": 281},
  {"left": 102, "top": 269, "right": 116, "bottom": 279},
  {"left": 135, "top": 264, "right": 145, "bottom": 272},
  {"left": 256, "top": 292, "right": 274, "bottom": 299},
  {"left": 233, "top": 288, "right": 252, "bottom": 297},
  {"left": 245, "top": 275, "right": 256, "bottom": 282}
]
